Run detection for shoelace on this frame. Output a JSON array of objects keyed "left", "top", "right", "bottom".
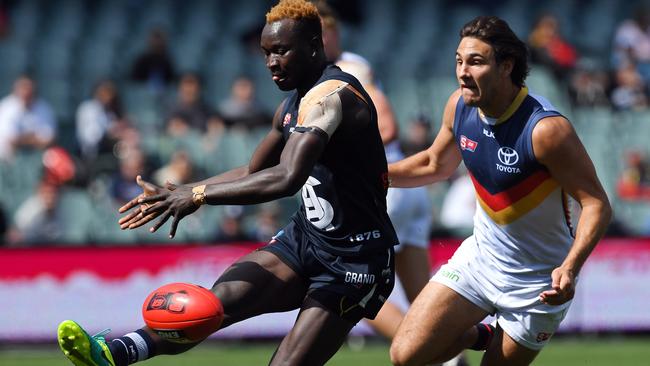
[{"left": 92, "top": 328, "right": 112, "bottom": 342}]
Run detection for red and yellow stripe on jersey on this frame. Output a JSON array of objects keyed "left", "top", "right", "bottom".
[{"left": 470, "top": 170, "right": 558, "bottom": 225}]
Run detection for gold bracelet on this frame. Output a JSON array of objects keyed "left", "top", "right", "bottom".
[{"left": 192, "top": 185, "right": 207, "bottom": 206}]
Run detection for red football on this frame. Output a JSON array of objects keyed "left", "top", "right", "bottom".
[{"left": 142, "top": 283, "right": 224, "bottom": 343}]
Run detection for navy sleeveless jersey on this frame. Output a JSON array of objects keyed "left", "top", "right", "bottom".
[
  {"left": 279, "top": 65, "right": 398, "bottom": 256},
  {"left": 453, "top": 88, "right": 562, "bottom": 200}
]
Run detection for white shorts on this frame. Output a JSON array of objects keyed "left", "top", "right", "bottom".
[
  {"left": 386, "top": 186, "right": 432, "bottom": 252},
  {"left": 432, "top": 237, "right": 571, "bottom": 351}
]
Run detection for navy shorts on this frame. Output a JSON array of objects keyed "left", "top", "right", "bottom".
[{"left": 261, "top": 221, "right": 395, "bottom": 323}]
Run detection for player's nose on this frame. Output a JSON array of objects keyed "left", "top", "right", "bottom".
[
  {"left": 457, "top": 63, "right": 471, "bottom": 78},
  {"left": 266, "top": 54, "right": 280, "bottom": 70}
]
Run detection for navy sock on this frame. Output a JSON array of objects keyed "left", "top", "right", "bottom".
[
  {"left": 108, "top": 337, "right": 130, "bottom": 366},
  {"left": 108, "top": 329, "right": 156, "bottom": 365},
  {"left": 469, "top": 323, "right": 495, "bottom": 351}
]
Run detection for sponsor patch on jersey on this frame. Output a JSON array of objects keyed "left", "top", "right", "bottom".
[
  {"left": 439, "top": 269, "right": 461, "bottom": 282},
  {"left": 345, "top": 271, "right": 376, "bottom": 285},
  {"left": 496, "top": 146, "right": 521, "bottom": 173},
  {"left": 497, "top": 147, "right": 519, "bottom": 166},
  {"left": 282, "top": 113, "right": 292, "bottom": 126},
  {"left": 460, "top": 135, "right": 478, "bottom": 152}
]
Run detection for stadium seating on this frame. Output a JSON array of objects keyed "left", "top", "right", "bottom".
[{"left": 1, "top": 0, "right": 650, "bottom": 243}]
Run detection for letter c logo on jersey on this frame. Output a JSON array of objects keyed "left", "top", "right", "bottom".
[
  {"left": 497, "top": 147, "right": 519, "bottom": 166},
  {"left": 302, "top": 176, "right": 335, "bottom": 231}
]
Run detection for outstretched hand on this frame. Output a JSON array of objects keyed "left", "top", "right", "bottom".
[
  {"left": 118, "top": 175, "right": 163, "bottom": 229},
  {"left": 539, "top": 266, "right": 576, "bottom": 305},
  {"left": 118, "top": 175, "right": 199, "bottom": 238}
]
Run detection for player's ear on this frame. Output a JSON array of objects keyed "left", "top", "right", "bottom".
[
  {"left": 499, "top": 58, "right": 514, "bottom": 78},
  {"left": 309, "top": 35, "right": 321, "bottom": 58}
]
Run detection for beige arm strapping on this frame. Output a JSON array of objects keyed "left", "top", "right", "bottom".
[{"left": 297, "top": 80, "right": 347, "bottom": 138}]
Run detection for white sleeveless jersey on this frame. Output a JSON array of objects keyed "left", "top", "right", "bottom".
[{"left": 453, "top": 87, "right": 575, "bottom": 287}]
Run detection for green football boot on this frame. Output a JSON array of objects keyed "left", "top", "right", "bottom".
[{"left": 57, "top": 320, "right": 116, "bottom": 366}]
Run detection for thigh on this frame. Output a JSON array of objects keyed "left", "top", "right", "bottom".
[
  {"left": 481, "top": 324, "right": 540, "bottom": 366},
  {"left": 496, "top": 298, "right": 569, "bottom": 351},
  {"left": 395, "top": 245, "right": 431, "bottom": 303},
  {"left": 270, "top": 295, "right": 355, "bottom": 366},
  {"left": 363, "top": 300, "right": 404, "bottom": 340},
  {"left": 212, "top": 249, "right": 307, "bottom": 327},
  {"left": 391, "top": 282, "right": 489, "bottom": 365}
]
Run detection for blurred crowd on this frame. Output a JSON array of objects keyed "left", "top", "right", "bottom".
[
  {"left": 1, "top": 0, "right": 649, "bottom": 246},
  {"left": 529, "top": 7, "right": 650, "bottom": 111}
]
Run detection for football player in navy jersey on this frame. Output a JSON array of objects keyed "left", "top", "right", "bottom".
[
  {"left": 57, "top": 1, "right": 397, "bottom": 366},
  {"left": 389, "top": 16, "right": 611, "bottom": 366},
  {"left": 316, "top": 1, "right": 437, "bottom": 344}
]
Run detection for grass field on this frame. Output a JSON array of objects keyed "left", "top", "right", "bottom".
[{"left": 1, "top": 337, "right": 648, "bottom": 365}]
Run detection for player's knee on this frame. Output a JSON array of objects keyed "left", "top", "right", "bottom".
[{"left": 389, "top": 339, "right": 417, "bottom": 366}]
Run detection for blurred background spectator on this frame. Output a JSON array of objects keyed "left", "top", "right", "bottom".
[
  {"left": 42, "top": 146, "right": 76, "bottom": 186},
  {"left": 0, "top": 75, "right": 56, "bottom": 161},
  {"left": 214, "top": 205, "right": 254, "bottom": 244},
  {"left": 401, "top": 114, "right": 434, "bottom": 157},
  {"left": 618, "top": 150, "right": 650, "bottom": 201},
  {"left": 218, "top": 75, "right": 271, "bottom": 130},
  {"left": 109, "top": 146, "right": 148, "bottom": 206},
  {"left": 612, "top": 6, "right": 650, "bottom": 84},
  {"left": 611, "top": 62, "right": 649, "bottom": 110},
  {"left": 152, "top": 149, "right": 196, "bottom": 186},
  {"left": 9, "top": 179, "right": 64, "bottom": 245},
  {"left": 75, "top": 79, "right": 128, "bottom": 165},
  {"left": 130, "top": 28, "right": 176, "bottom": 94},
  {"left": 528, "top": 14, "right": 578, "bottom": 81},
  {"left": 250, "top": 202, "right": 283, "bottom": 243},
  {"left": 569, "top": 61, "right": 611, "bottom": 107},
  {"left": 166, "top": 72, "right": 222, "bottom": 132}
]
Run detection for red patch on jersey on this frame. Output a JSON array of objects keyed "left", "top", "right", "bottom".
[
  {"left": 536, "top": 332, "right": 552, "bottom": 342},
  {"left": 283, "top": 113, "right": 292, "bottom": 126},
  {"left": 460, "top": 135, "right": 478, "bottom": 152}
]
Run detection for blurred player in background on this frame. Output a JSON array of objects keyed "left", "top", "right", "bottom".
[
  {"left": 57, "top": 1, "right": 398, "bottom": 365},
  {"left": 388, "top": 16, "right": 612, "bottom": 366},
  {"left": 317, "top": 2, "right": 437, "bottom": 343}
]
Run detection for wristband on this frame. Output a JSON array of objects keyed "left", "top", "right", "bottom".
[{"left": 192, "top": 185, "right": 207, "bottom": 206}]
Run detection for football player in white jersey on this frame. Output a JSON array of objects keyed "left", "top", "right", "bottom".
[{"left": 388, "top": 16, "right": 611, "bottom": 366}]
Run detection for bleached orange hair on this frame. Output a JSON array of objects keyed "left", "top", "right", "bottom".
[{"left": 266, "top": 0, "right": 320, "bottom": 24}]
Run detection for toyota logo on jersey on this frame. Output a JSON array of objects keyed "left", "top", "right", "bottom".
[{"left": 497, "top": 147, "right": 519, "bottom": 166}]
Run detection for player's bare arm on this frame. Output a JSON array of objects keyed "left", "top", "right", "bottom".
[
  {"left": 138, "top": 129, "right": 327, "bottom": 238},
  {"left": 129, "top": 81, "right": 350, "bottom": 238},
  {"left": 533, "top": 116, "right": 612, "bottom": 305},
  {"left": 369, "top": 87, "right": 398, "bottom": 144},
  {"left": 118, "top": 100, "right": 289, "bottom": 230},
  {"left": 388, "top": 89, "right": 463, "bottom": 188}
]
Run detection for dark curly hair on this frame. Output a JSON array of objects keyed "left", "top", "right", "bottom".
[{"left": 460, "top": 16, "right": 529, "bottom": 87}]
